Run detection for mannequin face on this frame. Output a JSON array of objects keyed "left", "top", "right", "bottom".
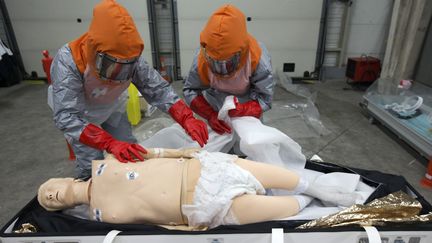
[{"left": 38, "top": 178, "right": 77, "bottom": 211}]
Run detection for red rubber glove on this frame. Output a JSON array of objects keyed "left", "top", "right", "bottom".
[
  {"left": 79, "top": 124, "right": 147, "bottom": 162},
  {"left": 169, "top": 100, "right": 208, "bottom": 147},
  {"left": 228, "top": 97, "right": 262, "bottom": 119},
  {"left": 190, "top": 95, "right": 232, "bottom": 135}
]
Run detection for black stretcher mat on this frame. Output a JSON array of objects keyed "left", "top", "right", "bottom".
[{"left": 1, "top": 160, "right": 432, "bottom": 240}]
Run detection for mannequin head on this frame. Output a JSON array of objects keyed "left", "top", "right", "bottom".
[{"left": 38, "top": 178, "right": 89, "bottom": 211}]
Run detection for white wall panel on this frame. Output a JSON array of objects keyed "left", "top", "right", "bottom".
[
  {"left": 323, "top": 0, "right": 345, "bottom": 67},
  {"left": 5, "top": 0, "right": 152, "bottom": 76},
  {"left": 154, "top": 3, "right": 175, "bottom": 52},
  {"left": 323, "top": 52, "right": 338, "bottom": 67},
  {"left": 326, "top": 5, "right": 344, "bottom": 49},
  {"left": 346, "top": 24, "right": 389, "bottom": 56},
  {"left": 345, "top": 0, "right": 393, "bottom": 64},
  {"left": 177, "top": 0, "right": 322, "bottom": 77}
]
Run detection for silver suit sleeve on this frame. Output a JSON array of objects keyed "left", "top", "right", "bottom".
[
  {"left": 249, "top": 42, "right": 275, "bottom": 112},
  {"left": 132, "top": 56, "right": 180, "bottom": 112},
  {"left": 51, "top": 45, "right": 88, "bottom": 141},
  {"left": 182, "top": 49, "right": 208, "bottom": 105}
]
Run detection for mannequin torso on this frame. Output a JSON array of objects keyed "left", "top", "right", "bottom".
[{"left": 90, "top": 155, "right": 202, "bottom": 225}]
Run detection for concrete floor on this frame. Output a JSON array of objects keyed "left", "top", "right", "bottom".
[{"left": 0, "top": 79, "right": 430, "bottom": 227}]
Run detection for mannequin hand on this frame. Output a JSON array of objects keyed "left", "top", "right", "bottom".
[
  {"left": 79, "top": 123, "right": 147, "bottom": 163},
  {"left": 169, "top": 100, "right": 209, "bottom": 147},
  {"left": 105, "top": 140, "right": 147, "bottom": 163},
  {"left": 208, "top": 113, "right": 232, "bottom": 135},
  {"left": 228, "top": 97, "right": 262, "bottom": 119},
  {"left": 180, "top": 148, "right": 202, "bottom": 158}
]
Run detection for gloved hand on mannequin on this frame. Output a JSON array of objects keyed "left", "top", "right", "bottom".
[
  {"left": 168, "top": 99, "right": 209, "bottom": 147},
  {"left": 228, "top": 97, "right": 262, "bottom": 119},
  {"left": 190, "top": 95, "right": 232, "bottom": 135},
  {"left": 79, "top": 124, "right": 147, "bottom": 162}
]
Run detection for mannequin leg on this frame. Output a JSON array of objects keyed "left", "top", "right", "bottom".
[
  {"left": 230, "top": 194, "right": 300, "bottom": 224},
  {"left": 234, "top": 158, "right": 300, "bottom": 190},
  {"left": 234, "top": 158, "right": 358, "bottom": 207}
]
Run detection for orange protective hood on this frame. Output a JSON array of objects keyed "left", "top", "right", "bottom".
[
  {"left": 69, "top": 0, "right": 144, "bottom": 74},
  {"left": 200, "top": 4, "right": 248, "bottom": 60},
  {"left": 197, "top": 4, "right": 261, "bottom": 85}
]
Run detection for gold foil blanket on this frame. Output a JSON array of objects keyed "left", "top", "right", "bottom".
[{"left": 298, "top": 191, "right": 432, "bottom": 229}]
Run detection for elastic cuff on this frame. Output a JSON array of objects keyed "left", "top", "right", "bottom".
[
  {"left": 293, "top": 177, "right": 309, "bottom": 194},
  {"left": 293, "top": 195, "right": 312, "bottom": 211}
]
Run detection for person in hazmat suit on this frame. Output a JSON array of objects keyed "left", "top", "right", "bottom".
[
  {"left": 183, "top": 4, "right": 275, "bottom": 135},
  {"left": 50, "top": 0, "right": 208, "bottom": 179}
]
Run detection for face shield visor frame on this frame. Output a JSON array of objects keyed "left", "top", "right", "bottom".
[
  {"left": 94, "top": 52, "right": 139, "bottom": 83},
  {"left": 202, "top": 48, "right": 241, "bottom": 77}
]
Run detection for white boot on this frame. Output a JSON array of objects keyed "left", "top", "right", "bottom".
[
  {"left": 304, "top": 185, "right": 358, "bottom": 207},
  {"left": 299, "top": 172, "right": 361, "bottom": 207}
]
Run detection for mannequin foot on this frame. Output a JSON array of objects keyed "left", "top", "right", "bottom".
[{"left": 305, "top": 186, "right": 358, "bottom": 207}]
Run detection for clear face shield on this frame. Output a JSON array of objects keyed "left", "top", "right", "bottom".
[
  {"left": 94, "top": 52, "right": 139, "bottom": 83},
  {"left": 203, "top": 48, "right": 241, "bottom": 77}
]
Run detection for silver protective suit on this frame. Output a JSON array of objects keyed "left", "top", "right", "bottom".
[
  {"left": 183, "top": 42, "right": 274, "bottom": 112},
  {"left": 51, "top": 44, "right": 179, "bottom": 179}
]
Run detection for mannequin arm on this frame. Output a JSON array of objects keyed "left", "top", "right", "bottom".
[
  {"left": 104, "top": 148, "right": 201, "bottom": 160},
  {"left": 143, "top": 148, "right": 201, "bottom": 159}
]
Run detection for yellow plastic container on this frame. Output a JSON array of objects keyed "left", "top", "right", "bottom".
[{"left": 126, "top": 83, "right": 141, "bottom": 125}]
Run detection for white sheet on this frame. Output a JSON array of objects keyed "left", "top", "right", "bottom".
[
  {"left": 140, "top": 96, "right": 306, "bottom": 169},
  {"left": 219, "top": 96, "right": 306, "bottom": 170}
]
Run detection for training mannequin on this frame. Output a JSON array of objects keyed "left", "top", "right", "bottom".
[{"left": 38, "top": 149, "right": 358, "bottom": 228}]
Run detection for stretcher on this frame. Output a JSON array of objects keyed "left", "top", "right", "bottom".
[{"left": 2, "top": 160, "right": 432, "bottom": 243}]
